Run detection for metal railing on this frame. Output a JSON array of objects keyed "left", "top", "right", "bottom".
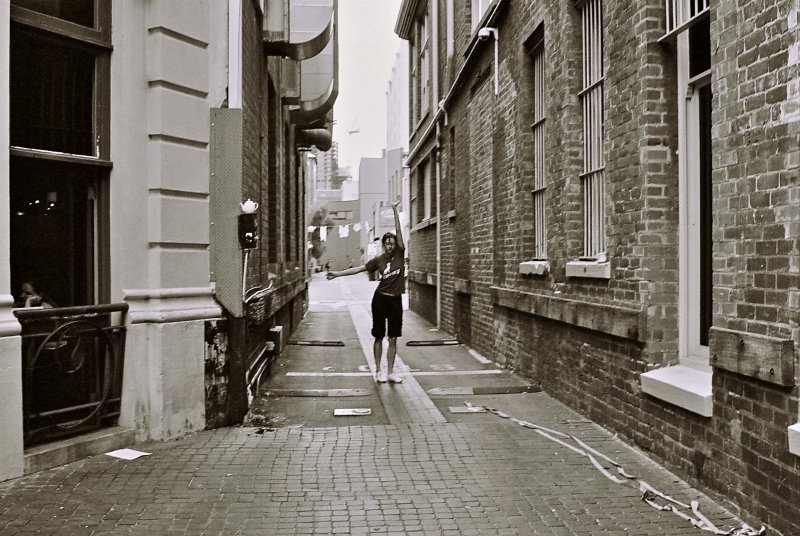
[{"left": 15, "top": 303, "right": 128, "bottom": 448}]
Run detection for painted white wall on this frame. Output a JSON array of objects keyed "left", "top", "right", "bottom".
[
  {"left": 111, "top": 0, "right": 221, "bottom": 441},
  {"left": 0, "top": 0, "right": 24, "bottom": 482}
]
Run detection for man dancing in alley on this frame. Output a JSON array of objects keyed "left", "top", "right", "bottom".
[{"left": 326, "top": 201, "right": 405, "bottom": 383}]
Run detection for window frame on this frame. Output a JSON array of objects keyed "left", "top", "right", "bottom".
[
  {"left": 528, "top": 29, "right": 547, "bottom": 259},
  {"left": 9, "top": 1, "right": 112, "bottom": 305},
  {"left": 578, "top": 0, "right": 606, "bottom": 259}
]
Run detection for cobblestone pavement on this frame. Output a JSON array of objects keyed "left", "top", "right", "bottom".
[{"left": 0, "top": 273, "right": 758, "bottom": 535}]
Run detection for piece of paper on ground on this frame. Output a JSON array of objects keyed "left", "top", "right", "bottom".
[{"left": 105, "top": 448, "right": 152, "bottom": 460}]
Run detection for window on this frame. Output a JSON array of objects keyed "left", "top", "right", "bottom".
[
  {"left": 423, "top": 158, "right": 432, "bottom": 220},
  {"left": 673, "top": 2, "right": 712, "bottom": 361},
  {"left": 9, "top": 1, "right": 111, "bottom": 307},
  {"left": 529, "top": 29, "right": 547, "bottom": 259},
  {"left": 410, "top": 38, "right": 418, "bottom": 126},
  {"left": 410, "top": 170, "right": 419, "bottom": 225},
  {"left": 411, "top": 7, "right": 431, "bottom": 123},
  {"left": 579, "top": 0, "right": 605, "bottom": 258},
  {"left": 418, "top": 8, "right": 431, "bottom": 120},
  {"left": 472, "top": 0, "right": 491, "bottom": 30}
]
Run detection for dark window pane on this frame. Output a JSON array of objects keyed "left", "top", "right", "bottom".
[
  {"left": 12, "top": 0, "right": 95, "bottom": 28},
  {"left": 699, "top": 85, "right": 712, "bottom": 346},
  {"left": 689, "top": 17, "right": 710, "bottom": 77},
  {"left": 10, "top": 27, "right": 95, "bottom": 155},
  {"left": 10, "top": 157, "right": 96, "bottom": 308}
]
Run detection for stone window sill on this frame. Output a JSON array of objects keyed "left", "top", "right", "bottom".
[
  {"left": 411, "top": 217, "right": 438, "bottom": 233},
  {"left": 519, "top": 260, "right": 549, "bottom": 276},
  {"left": 640, "top": 365, "right": 713, "bottom": 417},
  {"left": 565, "top": 260, "right": 611, "bottom": 279},
  {"left": 789, "top": 423, "right": 800, "bottom": 457}
]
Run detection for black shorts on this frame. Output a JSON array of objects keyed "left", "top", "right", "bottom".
[{"left": 371, "top": 292, "right": 403, "bottom": 338}]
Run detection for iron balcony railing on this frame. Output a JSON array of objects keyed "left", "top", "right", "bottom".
[{"left": 15, "top": 303, "right": 128, "bottom": 448}]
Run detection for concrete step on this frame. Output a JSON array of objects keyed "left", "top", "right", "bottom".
[{"left": 24, "top": 426, "right": 134, "bottom": 475}]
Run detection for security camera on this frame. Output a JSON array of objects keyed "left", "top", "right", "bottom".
[{"left": 478, "top": 27, "right": 497, "bottom": 41}]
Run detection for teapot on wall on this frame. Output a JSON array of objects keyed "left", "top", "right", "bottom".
[{"left": 240, "top": 199, "right": 259, "bottom": 214}]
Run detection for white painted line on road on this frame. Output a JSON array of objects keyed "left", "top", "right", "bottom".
[
  {"left": 449, "top": 406, "right": 487, "bottom": 413},
  {"left": 287, "top": 370, "right": 503, "bottom": 377},
  {"left": 411, "top": 370, "right": 503, "bottom": 376},
  {"left": 468, "top": 348, "right": 492, "bottom": 364},
  {"left": 286, "top": 372, "right": 373, "bottom": 377},
  {"left": 334, "top": 408, "right": 372, "bottom": 416}
]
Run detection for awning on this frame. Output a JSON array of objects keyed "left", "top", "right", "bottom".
[{"left": 265, "top": 0, "right": 339, "bottom": 128}]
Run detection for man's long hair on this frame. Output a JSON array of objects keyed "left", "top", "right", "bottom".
[{"left": 381, "top": 232, "right": 397, "bottom": 246}]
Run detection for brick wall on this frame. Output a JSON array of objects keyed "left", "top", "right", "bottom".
[{"left": 404, "top": 0, "right": 800, "bottom": 533}]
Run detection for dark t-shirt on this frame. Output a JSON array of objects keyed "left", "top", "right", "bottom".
[{"left": 366, "top": 246, "right": 405, "bottom": 295}]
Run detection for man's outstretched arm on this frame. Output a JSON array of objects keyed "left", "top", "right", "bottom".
[
  {"left": 327, "top": 264, "right": 367, "bottom": 280},
  {"left": 392, "top": 199, "right": 404, "bottom": 250}
]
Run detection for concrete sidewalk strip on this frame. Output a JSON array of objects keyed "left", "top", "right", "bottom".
[{"left": 340, "top": 279, "right": 447, "bottom": 424}]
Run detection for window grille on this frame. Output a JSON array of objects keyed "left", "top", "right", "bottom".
[
  {"left": 531, "top": 43, "right": 547, "bottom": 258},
  {"left": 665, "top": 0, "right": 710, "bottom": 35},
  {"left": 580, "top": 0, "right": 605, "bottom": 257}
]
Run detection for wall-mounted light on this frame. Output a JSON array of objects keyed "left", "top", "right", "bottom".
[{"left": 478, "top": 27, "right": 499, "bottom": 95}]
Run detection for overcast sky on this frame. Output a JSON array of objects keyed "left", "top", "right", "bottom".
[{"left": 333, "top": 0, "right": 404, "bottom": 176}]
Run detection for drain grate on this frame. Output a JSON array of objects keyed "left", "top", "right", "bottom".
[
  {"left": 406, "top": 339, "right": 460, "bottom": 346},
  {"left": 287, "top": 340, "right": 345, "bottom": 346}
]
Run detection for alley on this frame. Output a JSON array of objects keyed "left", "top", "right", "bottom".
[{"left": 0, "top": 273, "right": 761, "bottom": 535}]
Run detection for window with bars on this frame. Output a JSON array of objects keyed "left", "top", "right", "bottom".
[
  {"left": 529, "top": 33, "right": 546, "bottom": 259},
  {"left": 579, "top": 0, "right": 605, "bottom": 258},
  {"left": 665, "top": 0, "right": 710, "bottom": 35}
]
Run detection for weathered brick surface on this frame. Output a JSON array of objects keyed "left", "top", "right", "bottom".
[{"left": 403, "top": 0, "right": 800, "bottom": 533}]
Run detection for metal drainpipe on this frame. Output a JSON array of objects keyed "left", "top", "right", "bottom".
[
  {"left": 433, "top": 0, "right": 441, "bottom": 330},
  {"left": 435, "top": 127, "right": 442, "bottom": 331}
]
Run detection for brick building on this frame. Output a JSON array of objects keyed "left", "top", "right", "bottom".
[
  {"left": 395, "top": 0, "right": 799, "bottom": 533},
  {"left": 1, "top": 0, "right": 337, "bottom": 479}
]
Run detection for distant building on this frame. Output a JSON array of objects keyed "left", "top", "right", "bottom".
[
  {"left": 385, "top": 44, "right": 411, "bottom": 250},
  {"left": 358, "top": 155, "right": 393, "bottom": 260},
  {"left": 395, "top": 0, "right": 800, "bottom": 534}
]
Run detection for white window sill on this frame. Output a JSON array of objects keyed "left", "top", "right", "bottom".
[
  {"left": 519, "top": 260, "right": 549, "bottom": 276},
  {"left": 640, "top": 365, "right": 713, "bottom": 417},
  {"left": 789, "top": 423, "right": 800, "bottom": 457},
  {"left": 565, "top": 260, "right": 611, "bottom": 279}
]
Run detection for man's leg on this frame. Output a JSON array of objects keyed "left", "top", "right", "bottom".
[{"left": 374, "top": 337, "right": 387, "bottom": 382}]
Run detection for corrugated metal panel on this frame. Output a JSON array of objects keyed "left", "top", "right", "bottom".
[{"left": 209, "top": 108, "right": 244, "bottom": 318}]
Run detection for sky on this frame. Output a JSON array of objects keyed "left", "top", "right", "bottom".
[{"left": 333, "top": 0, "right": 404, "bottom": 176}]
